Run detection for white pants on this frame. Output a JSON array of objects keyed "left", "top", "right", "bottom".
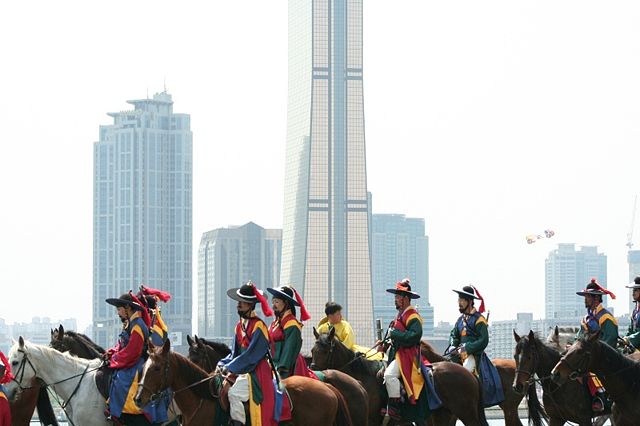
[
  {"left": 384, "top": 359, "right": 402, "bottom": 398},
  {"left": 228, "top": 374, "right": 249, "bottom": 424},
  {"left": 463, "top": 354, "right": 477, "bottom": 374}
]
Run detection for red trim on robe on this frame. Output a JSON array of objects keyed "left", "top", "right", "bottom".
[
  {"left": 110, "top": 328, "right": 144, "bottom": 369},
  {"left": 393, "top": 308, "right": 424, "bottom": 404}
]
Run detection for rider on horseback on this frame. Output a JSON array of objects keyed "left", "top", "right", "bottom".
[
  {"left": 448, "top": 285, "right": 488, "bottom": 375},
  {"left": 104, "top": 292, "right": 169, "bottom": 425},
  {"left": 576, "top": 278, "right": 619, "bottom": 414},
  {"left": 0, "top": 351, "right": 12, "bottom": 426},
  {"left": 317, "top": 301, "right": 383, "bottom": 359},
  {"left": 381, "top": 278, "right": 425, "bottom": 420},
  {"left": 266, "top": 285, "right": 317, "bottom": 379},
  {"left": 217, "top": 281, "right": 288, "bottom": 426},
  {"left": 622, "top": 276, "right": 640, "bottom": 351}
]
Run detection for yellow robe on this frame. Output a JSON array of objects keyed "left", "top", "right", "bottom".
[{"left": 317, "top": 318, "right": 383, "bottom": 361}]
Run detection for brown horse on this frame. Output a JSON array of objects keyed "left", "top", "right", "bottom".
[
  {"left": 137, "top": 339, "right": 353, "bottom": 425},
  {"left": 311, "top": 328, "right": 488, "bottom": 426},
  {"left": 551, "top": 331, "right": 640, "bottom": 426},
  {"left": 187, "top": 334, "right": 370, "bottom": 426},
  {"left": 512, "top": 330, "right": 613, "bottom": 426},
  {"left": 8, "top": 377, "right": 59, "bottom": 426},
  {"left": 420, "top": 339, "right": 523, "bottom": 426}
]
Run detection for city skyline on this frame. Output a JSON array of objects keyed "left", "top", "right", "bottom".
[{"left": 2, "top": 2, "right": 640, "bottom": 332}]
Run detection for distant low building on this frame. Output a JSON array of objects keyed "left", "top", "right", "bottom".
[{"left": 10, "top": 317, "right": 77, "bottom": 347}]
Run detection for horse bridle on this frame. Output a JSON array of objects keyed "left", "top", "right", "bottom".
[
  {"left": 557, "top": 348, "right": 591, "bottom": 380},
  {"left": 139, "top": 354, "right": 171, "bottom": 403}
]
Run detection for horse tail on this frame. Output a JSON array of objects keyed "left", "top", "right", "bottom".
[
  {"left": 36, "top": 387, "right": 60, "bottom": 426},
  {"left": 476, "top": 377, "right": 489, "bottom": 426},
  {"left": 326, "top": 383, "right": 353, "bottom": 426},
  {"left": 525, "top": 382, "right": 548, "bottom": 426}
]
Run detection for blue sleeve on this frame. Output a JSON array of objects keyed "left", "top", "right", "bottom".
[
  {"left": 226, "top": 331, "right": 270, "bottom": 374},
  {"left": 218, "top": 336, "right": 240, "bottom": 367}
]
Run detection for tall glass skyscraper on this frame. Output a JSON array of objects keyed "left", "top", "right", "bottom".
[
  {"left": 281, "top": 0, "right": 374, "bottom": 349},
  {"left": 93, "top": 92, "right": 192, "bottom": 349},
  {"left": 545, "top": 243, "right": 608, "bottom": 320}
]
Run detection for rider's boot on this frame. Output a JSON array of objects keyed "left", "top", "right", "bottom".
[{"left": 381, "top": 397, "right": 402, "bottom": 420}]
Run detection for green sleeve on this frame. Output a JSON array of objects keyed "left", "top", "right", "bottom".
[
  {"left": 464, "top": 321, "right": 489, "bottom": 354},
  {"left": 627, "top": 330, "right": 640, "bottom": 348},
  {"left": 449, "top": 323, "right": 460, "bottom": 347},
  {"left": 389, "top": 318, "right": 423, "bottom": 347},
  {"left": 276, "top": 326, "right": 302, "bottom": 378},
  {"left": 599, "top": 319, "right": 618, "bottom": 348}
]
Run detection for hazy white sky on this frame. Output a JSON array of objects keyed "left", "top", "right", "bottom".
[{"left": 2, "top": 1, "right": 640, "bottom": 333}]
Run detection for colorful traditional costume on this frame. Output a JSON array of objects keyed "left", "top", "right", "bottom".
[
  {"left": 0, "top": 351, "right": 13, "bottom": 426},
  {"left": 623, "top": 277, "right": 640, "bottom": 349}
]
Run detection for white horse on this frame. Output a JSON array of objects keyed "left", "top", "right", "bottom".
[{"left": 7, "top": 336, "right": 109, "bottom": 425}]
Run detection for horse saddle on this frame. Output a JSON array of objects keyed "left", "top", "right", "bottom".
[{"left": 95, "top": 364, "right": 114, "bottom": 400}]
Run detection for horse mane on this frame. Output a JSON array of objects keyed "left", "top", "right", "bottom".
[
  {"left": 200, "top": 339, "right": 231, "bottom": 356},
  {"left": 420, "top": 339, "right": 447, "bottom": 362},
  {"left": 63, "top": 331, "right": 105, "bottom": 358},
  {"left": 68, "top": 331, "right": 106, "bottom": 354},
  {"left": 171, "top": 351, "right": 215, "bottom": 400},
  {"left": 318, "top": 333, "right": 381, "bottom": 376},
  {"left": 588, "top": 337, "right": 640, "bottom": 389}
]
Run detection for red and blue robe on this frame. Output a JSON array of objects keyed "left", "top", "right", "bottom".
[
  {"left": 269, "top": 311, "right": 318, "bottom": 380},
  {"left": 388, "top": 306, "right": 425, "bottom": 404},
  {"left": 219, "top": 312, "right": 291, "bottom": 426},
  {"left": 0, "top": 384, "right": 11, "bottom": 426},
  {"left": 149, "top": 307, "right": 169, "bottom": 347},
  {"left": 108, "top": 311, "right": 168, "bottom": 423}
]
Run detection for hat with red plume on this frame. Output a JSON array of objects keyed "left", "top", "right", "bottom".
[
  {"left": 140, "top": 284, "right": 172, "bottom": 303},
  {"left": 227, "top": 281, "right": 273, "bottom": 317},
  {"left": 577, "top": 278, "right": 616, "bottom": 299},
  {"left": 386, "top": 278, "right": 421, "bottom": 299},
  {"left": 453, "top": 285, "right": 486, "bottom": 313},
  {"left": 267, "top": 285, "right": 311, "bottom": 321}
]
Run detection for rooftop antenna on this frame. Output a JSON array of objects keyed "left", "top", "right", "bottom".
[
  {"left": 163, "top": 77, "right": 167, "bottom": 93},
  {"left": 146, "top": 87, "right": 149, "bottom": 99},
  {"left": 627, "top": 195, "right": 637, "bottom": 250}
]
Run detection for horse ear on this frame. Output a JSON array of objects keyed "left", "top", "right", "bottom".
[
  {"left": 19, "top": 336, "right": 25, "bottom": 348},
  {"left": 148, "top": 341, "right": 156, "bottom": 353},
  {"left": 57, "top": 325, "right": 65, "bottom": 340},
  {"left": 328, "top": 326, "right": 336, "bottom": 340},
  {"left": 313, "top": 327, "right": 319, "bottom": 339},
  {"left": 554, "top": 325, "right": 559, "bottom": 338},
  {"left": 187, "top": 335, "right": 194, "bottom": 346},
  {"left": 162, "top": 339, "right": 171, "bottom": 354},
  {"left": 513, "top": 329, "right": 521, "bottom": 342},
  {"left": 528, "top": 330, "right": 535, "bottom": 341},
  {"left": 196, "top": 337, "right": 204, "bottom": 348}
]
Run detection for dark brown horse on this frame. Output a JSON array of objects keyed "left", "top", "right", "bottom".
[
  {"left": 51, "top": 325, "right": 106, "bottom": 359},
  {"left": 420, "top": 339, "right": 523, "bottom": 426},
  {"left": 551, "top": 331, "right": 640, "bottom": 426},
  {"left": 311, "top": 328, "right": 488, "bottom": 426},
  {"left": 136, "top": 339, "right": 353, "bottom": 425},
  {"left": 8, "top": 377, "right": 59, "bottom": 426},
  {"left": 187, "top": 334, "right": 370, "bottom": 426}
]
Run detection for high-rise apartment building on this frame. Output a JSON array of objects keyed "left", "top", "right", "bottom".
[
  {"left": 198, "top": 222, "right": 282, "bottom": 342},
  {"left": 545, "top": 243, "right": 607, "bottom": 321},
  {"left": 93, "top": 92, "right": 192, "bottom": 349},
  {"left": 371, "top": 214, "right": 432, "bottom": 336},
  {"left": 280, "top": 0, "right": 374, "bottom": 349}
]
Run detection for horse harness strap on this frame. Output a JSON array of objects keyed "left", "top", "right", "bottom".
[{"left": 61, "top": 363, "right": 91, "bottom": 409}]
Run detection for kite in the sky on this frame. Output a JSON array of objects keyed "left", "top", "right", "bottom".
[{"left": 526, "top": 229, "right": 555, "bottom": 244}]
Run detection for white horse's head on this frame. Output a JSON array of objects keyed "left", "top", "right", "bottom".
[{"left": 7, "top": 336, "right": 37, "bottom": 392}]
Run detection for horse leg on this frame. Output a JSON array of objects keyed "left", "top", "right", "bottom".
[
  {"left": 428, "top": 409, "right": 456, "bottom": 426},
  {"left": 548, "top": 418, "right": 566, "bottom": 426}
]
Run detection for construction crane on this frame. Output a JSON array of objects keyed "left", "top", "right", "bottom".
[{"left": 627, "top": 195, "right": 637, "bottom": 250}]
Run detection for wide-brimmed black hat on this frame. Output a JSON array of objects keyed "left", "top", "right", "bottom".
[
  {"left": 267, "top": 286, "right": 299, "bottom": 306},
  {"left": 626, "top": 276, "right": 640, "bottom": 290},
  {"left": 106, "top": 293, "right": 143, "bottom": 310},
  {"left": 227, "top": 282, "right": 261, "bottom": 303},
  {"left": 386, "top": 279, "right": 420, "bottom": 299},
  {"left": 576, "top": 279, "right": 616, "bottom": 299},
  {"left": 453, "top": 285, "right": 481, "bottom": 300}
]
